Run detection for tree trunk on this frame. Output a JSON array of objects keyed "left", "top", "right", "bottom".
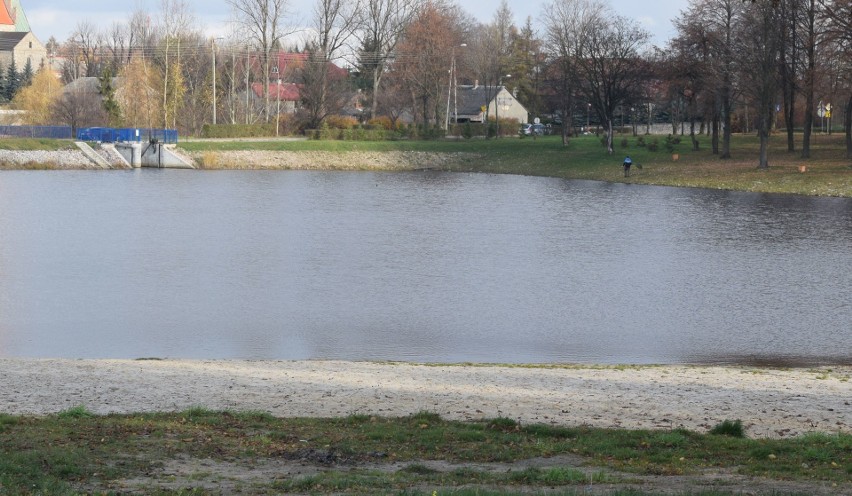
[
  {"left": 712, "top": 109, "right": 720, "bottom": 155},
  {"left": 801, "top": 0, "right": 816, "bottom": 159},
  {"left": 845, "top": 94, "right": 852, "bottom": 159},
  {"left": 721, "top": 86, "right": 732, "bottom": 159},
  {"left": 758, "top": 111, "right": 771, "bottom": 169},
  {"left": 606, "top": 118, "right": 614, "bottom": 154}
]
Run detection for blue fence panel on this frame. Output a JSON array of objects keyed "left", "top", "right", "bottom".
[
  {"left": 76, "top": 127, "right": 179, "bottom": 144},
  {"left": 0, "top": 125, "right": 73, "bottom": 139}
]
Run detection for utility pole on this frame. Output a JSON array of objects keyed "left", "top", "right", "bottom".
[
  {"left": 212, "top": 38, "right": 218, "bottom": 125},
  {"left": 246, "top": 46, "right": 251, "bottom": 125}
]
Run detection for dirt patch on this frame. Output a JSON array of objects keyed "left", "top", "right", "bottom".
[{"left": 107, "top": 453, "right": 846, "bottom": 495}]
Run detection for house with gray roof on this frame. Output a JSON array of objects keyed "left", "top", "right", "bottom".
[{"left": 453, "top": 84, "right": 529, "bottom": 124}]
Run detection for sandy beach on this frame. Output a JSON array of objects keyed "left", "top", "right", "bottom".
[{"left": 1, "top": 360, "right": 849, "bottom": 439}]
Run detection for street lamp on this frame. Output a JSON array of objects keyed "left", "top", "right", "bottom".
[
  {"left": 445, "top": 43, "right": 467, "bottom": 132},
  {"left": 271, "top": 66, "right": 281, "bottom": 137},
  {"left": 587, "top": 103, "right": 591, "bottom": 130},
  {"left": 495, "top": 74, "right": 511, "bottom": 138}
]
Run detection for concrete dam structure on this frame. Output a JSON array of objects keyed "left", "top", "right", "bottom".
[{"left": 115, "top": 141, "right": 195, "bottom": 169}]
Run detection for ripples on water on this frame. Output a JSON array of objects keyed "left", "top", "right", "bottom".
[{"left": 0, "top": 170, "right": 849, "bottom": 365}]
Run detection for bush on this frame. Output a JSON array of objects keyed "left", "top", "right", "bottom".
[
  {"left": 647, "top": 138, "right": 659, "bottom": 152},
  {"left": 462, "top": 122, "right": 474, "bottom": 139},
  {"left": 636, "top": 136, "right": 646, "bottom": 147},
  {"left": 201, "top": 124, "right": 278, "bottom": 138},
  {"left": 308, "top": 127, "right": 399, "bottom": 141},
  {"left": 710, "top": 419, "right": 745, "bottom": 438},
  {"left": 366, "top": 116, "right": 396, "bottom": 130},
  {"left": 620, "top": 137, "right": 629, "bottom": 149},
  {"left": 664, "top": 134, "right": 681, "bottom": 153},
  {"left": 325, "top": 115, "right": 358, "bottom": 129}
]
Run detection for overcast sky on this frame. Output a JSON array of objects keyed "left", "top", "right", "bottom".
[{"left": 25, "top": 0, "right": 690, "bottom": 47}]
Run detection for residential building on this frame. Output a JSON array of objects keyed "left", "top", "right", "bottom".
[
  {"left": 453, "top": 83, "right": 529, "bottom": 124},
  {"left": 0, "top": 0, "right": 45, "bottom": 70}
]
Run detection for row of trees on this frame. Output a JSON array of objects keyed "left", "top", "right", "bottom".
[
  {"left": 665, "top": 0, "right": 852, "bottom": 167},
  {"left": 10, "top": 0, "right": 852, "bottom": 167},
  {"left": 0, "top": 58, "right": 34, "bottom": 103}
]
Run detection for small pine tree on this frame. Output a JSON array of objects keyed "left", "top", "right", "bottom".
[
  {"left": 99, "top": 67, "right": 122, "bottom": 126},
  {"left": 0, "top": 63, "right": 6, "bottom": 103},
  {"left": 5, "top": 58, "right": 19, "bottom": 101},
  {"left": 22, "top": 59, "right": 34, "bottom": 87}
]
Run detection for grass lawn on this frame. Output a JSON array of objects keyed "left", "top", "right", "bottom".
[
  {"left": 180, "top": 133, "right": 852, "bottom": 197},
  {"left": 0, "top": 409, "right": 848, "bottom": 495},
  {"left": 0, "top": 138, "right": 74, "bottom": 151}
]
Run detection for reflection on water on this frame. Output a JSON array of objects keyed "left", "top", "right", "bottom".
[{"left": 0, "top": 170, "right": 850, "bottom": 365}]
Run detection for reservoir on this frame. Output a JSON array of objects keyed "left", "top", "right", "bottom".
[{"left": 0, "top": 170, "right": 849, "bottom": 365}]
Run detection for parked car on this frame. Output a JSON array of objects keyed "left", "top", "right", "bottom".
[{"left": 520, "top": 123, "right": 546, "bottom": 136}]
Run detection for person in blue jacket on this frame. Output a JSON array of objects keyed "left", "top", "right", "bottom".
[{"left": 623, "top": 156, "right": 633, "bottom": 177}]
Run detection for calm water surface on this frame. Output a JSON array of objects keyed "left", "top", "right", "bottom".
[{"left": 0, "top": 170, "right": 849, "bottom": 365}]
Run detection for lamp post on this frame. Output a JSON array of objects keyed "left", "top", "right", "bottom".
[
  {"left": 495, "top": 74, "right": 511, "bottom": 138},
  {"left": 276, "top": 78, "right": 282, "bottom": 137},
  {"left": 271, "top": 65, "right": 280, "bottom": 137},
  {"left": 445, "top": 43, "right": 467, "bottom": 132},
  {"left": 587, "top": 103, "right": 591, "bottom": 131}
]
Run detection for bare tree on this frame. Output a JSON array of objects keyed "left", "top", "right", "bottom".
[
  {"left": 128, "top": 9, "right": 155, "bottom": 58},
  {"left": 301, "top": 0, "right": 359, "bottom": 127},
  {"left": 227, "top": 0, "right": 292, "bottom": 122},
  {"left": 52, "top": 86, "right": 107, "bottom": 135},
  {"left": 820, "top": 0, "right": 852, "bottom": 157},
  {"left": 67, "top": 20, "right": 102, "bottom": 79},
  {"left": 542, "top": 0, "right": 604, "bottom": 145},
  {"left": 104, "top": 21, "right": 129, "bottom": 73},
  {"left": 686, "top": 0, "right": 740, "bottom": 159},
  {"left": 737, "top": 0, "right": 782, "bottom": 169},
  {"left": 355, "top": 0, "right": 421, "bottom": 119},
  {"left": 799, "top": 0, "right": 824, "bottom": 158},
  {"left": 576, "top": 9, "right": 650, "bottom": 154},
  {"left": 158, "top": 0, "right": 195, "bottom": 129}
]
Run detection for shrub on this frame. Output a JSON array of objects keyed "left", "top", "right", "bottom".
[
  {"left": 366, "top": 116, "right": 395, "bottom": 130},
  {"left": 58, "top": 405, "right": 94, "bottom": 419},
  {"left": 647, "top": 138, "right": 659, "bottom": 152},
  {"left": 710, "top": 419, "right": 745, "bottom": 438},
  {"left": 664, "top": 134, "right": 682, "bottom": 153},
  {"left": 324, "top": 115, "right": 358, "bottom": 129},
  {"left": 462, "top": 122, "right": 474, "bottom": 139},
  {"left": 620, "top": 137, "right": 629, "bottom": 149},
  {"left": 636, "top": 136, "right": 646, "bottom": 147},
  {"left": 201, "top": 124, "right": 277, "bottom": 138}
]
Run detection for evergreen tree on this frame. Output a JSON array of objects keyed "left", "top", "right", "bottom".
[
  {"left": 99, "top": 67, "right": 122, "bottom": 126},
  {"left": 0, "top": 64, "right": 6, "bottom": 103},
  {"left": 22, "top": 59, "right": 34, "bottom": 87},
  {"left": 5, "top": 58, "right": 20, "bottom": 101}
]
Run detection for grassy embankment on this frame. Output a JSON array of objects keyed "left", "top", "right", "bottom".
[
  {"left": 1, "top": 408, "right": 848, "bottom": 495},
  {"left": 180, "top": 133, "right": 852, "bottom": 197},
  {"left": 0, "top": 138, "right": 71, "bottom": 151}
]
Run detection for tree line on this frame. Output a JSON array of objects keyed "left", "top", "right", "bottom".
[{"left": 8, "top": 0, "right": 852, "bottom": 166}]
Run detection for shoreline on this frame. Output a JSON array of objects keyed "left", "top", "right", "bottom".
[
  {"left": 2, "top": 145, "right": 850, "bottom": 197},
  {"left": 2, "top": 359, "right": 849, "bottom": 439}
]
